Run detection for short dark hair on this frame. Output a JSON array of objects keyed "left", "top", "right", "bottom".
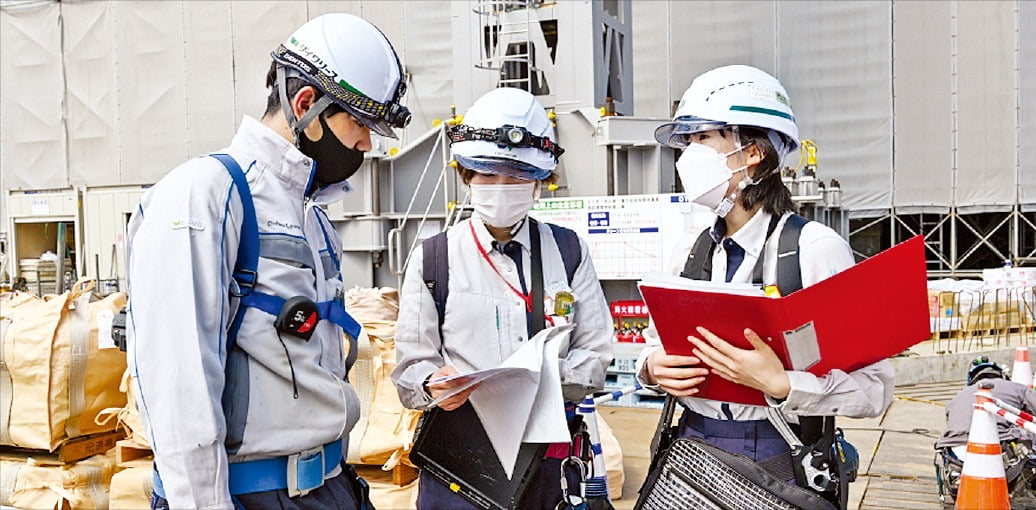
[
  {"left": 263, "top": 61, "right": 342, "bottom": 119},
  {"left": 737, "top": 127, "right": 794, "bottom": 216}
]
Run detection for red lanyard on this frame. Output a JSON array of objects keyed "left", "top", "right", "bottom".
[{"left": 469, "top": 221, "right": 532, "bottom": 312}]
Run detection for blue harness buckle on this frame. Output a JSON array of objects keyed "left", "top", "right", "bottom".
[{"left": 287, "top": 445, "right": 326, "bottom": 498}]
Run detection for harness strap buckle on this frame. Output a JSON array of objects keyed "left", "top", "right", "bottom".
[
  {"left": 230, "top": 269, "right": 258, "bottom": 297},
  {"left": 287, "top": 445, "right": 326, "bottom": 498}
]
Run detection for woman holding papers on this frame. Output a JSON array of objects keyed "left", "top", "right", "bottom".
[
  {"left": 392, "top": 88, "right": 613, "bottom": 509},
  {"left": 636, "top": 65, "right": 894, "bottom": 503}
]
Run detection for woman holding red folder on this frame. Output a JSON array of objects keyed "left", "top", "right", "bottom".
[{"left": 635, "top": 65, "right": 894, "bottom": 501}]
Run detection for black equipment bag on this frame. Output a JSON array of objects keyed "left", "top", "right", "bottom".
[{"left": 635, "top": 395, "right": 837, "bottom": 510}]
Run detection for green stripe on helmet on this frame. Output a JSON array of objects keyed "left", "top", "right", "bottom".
[
  {"left": 729, "top": 105, "right": 794, "bottom": 121},
  {"left": 337, "top": 79, "right": 365, "bottom": 97}
]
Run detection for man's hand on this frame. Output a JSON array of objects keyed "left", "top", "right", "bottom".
[
  {"left": 426, "top": 365, "right": 481, "bottom": 411},
  {"left": 645, "top": 347, "right": 709, "bottom": 397},
  {"left": 690, "top": 327, "right": 791, "bottom": 399}
]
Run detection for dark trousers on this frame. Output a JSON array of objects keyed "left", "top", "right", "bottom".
[
  {"left": 152, "top": 463, "right": 369, "bottom": 510},
  {"left": 416, "top": 457, "right": 583, "bottom": 510},
  {"left": 676, "top": 409, "right": 792, "bottom": 462}
]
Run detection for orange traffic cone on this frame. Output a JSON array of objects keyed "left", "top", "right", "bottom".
[
  {"left": 1012, "top": 346, "right": 1033, "bottom": 387},
  {"left": 955, "top": 382, "right": 1010, "bottom": 510}
]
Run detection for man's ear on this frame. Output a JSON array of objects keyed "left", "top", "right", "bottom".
[{"left": 290, "top": 85, "right": 318, "bottom": 121}]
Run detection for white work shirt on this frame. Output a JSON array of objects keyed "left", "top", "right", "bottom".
[
  {"left": 636, "top": 210, "right": 895, "bottom": 421},
  {"left": 392, "top": 216, "right": 614, "bottom": 408}
]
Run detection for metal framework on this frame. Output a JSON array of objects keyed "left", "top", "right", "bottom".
[{"left": 848, "top": 208, "right": 1036, "bottom": 277}]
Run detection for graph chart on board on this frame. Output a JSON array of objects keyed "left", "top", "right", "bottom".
[{"left": 531, "top": 194, "right": 714, "bottom": 280}]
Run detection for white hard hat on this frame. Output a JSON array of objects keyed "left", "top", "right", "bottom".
[
  {"left": 272, "top": 13, "right": 410, "bottom": 139},
  {"left": 655, "top": 65, "right": 799, "bottom": 155},
  {"left": 448, "top": 88, "right": 563, "bottom": 181}
]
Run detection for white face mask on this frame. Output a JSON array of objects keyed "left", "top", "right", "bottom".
[
  {"left": 676, "top": 143, "right": 746, "bottom": 218},
  {"left": 469, "top": 182, "right": 537, "bottom": 228}
]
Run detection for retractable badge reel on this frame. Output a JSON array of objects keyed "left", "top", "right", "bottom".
[{"left": 275, "top": 296, "right": 320, "bottom": 340}]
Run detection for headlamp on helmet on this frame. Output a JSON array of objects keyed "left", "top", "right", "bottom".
[{"left": 446, "top": 124, "right": 565, "bottom": 162}]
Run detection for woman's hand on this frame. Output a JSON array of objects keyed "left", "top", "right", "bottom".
[
  {"left": 426, "top": 365, "right": 481, "bottom": 411},
  {"left": 690, "top": 327, "right": 791, "bottom": 399},
  {"left": 645, "top": 348, "right": 710, "bottom": 397}
]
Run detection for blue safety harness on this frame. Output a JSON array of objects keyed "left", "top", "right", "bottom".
[
  {"left": 211, "top": 154, "right": 362, "bottom": 346},
  {"left": 154, "top": 154, "right": 361, "bottom": 502}
]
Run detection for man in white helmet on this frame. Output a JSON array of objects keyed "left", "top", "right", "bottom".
[
  {"left": 392, "top": 87, "right": 613, "bottom": 508},
  {"left": 126, "top": 13, "right": 409, "bottom": 509},
  {"left": 635, "top": 65, "right": 894, "bottom": 507}
]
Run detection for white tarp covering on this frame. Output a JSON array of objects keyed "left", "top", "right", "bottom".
[
  {"left": 1, "top": 0, "right": 454, "bottom": 188},
  {"left": 632, "top": 1, "right": 893, "bottom": 216},
  {"left": 668, "top": 0, "right": 776, "bottom": 106},
  {"left": 891, "top": 0, "right": 953, "bottom": 215},
  {"left": 777, "top": 1, "right": 893, "bottom": 216},
  {"left": 954, "top": 1, "right": 1016, "bottom": 214},
  {"left": 63, "top": 1, "right": 119, "bottom": 187},
  {"left": 229, "top": 1, "right": 308, "bottom": 130},
  {"left": 1019, "top": 1, "right": 1036, "bottom": 213},
  {"left": 115, "top": 1, "right": 190, "bottom": 184},
  {"left": 0, "top": 0, "right": 67, "bottom": 190}
]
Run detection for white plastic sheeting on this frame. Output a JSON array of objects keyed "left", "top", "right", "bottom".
[
  {"left": 2, "top": 0, "right": 1033, "bottom": 216},
  {"left": 954, "top": 1, "right": 1016, "bottom": 214},
  {"left": 0, "top": 0, "right": 66, "bottom": 190},
  {"left": 1020, "top": 1, "right": 1036, "bottom": 213},
  {"left": 778, "top": 1, "right": 893, "bottom": 216},
  {"left": 891, "top": 0, "right": 953, "bottom": 214},
  {"left": 1, "top": 0, "right": 454, "bottom": 189},
  {"left": 632, "top": 1, "right": 893, "bottom": 215}
]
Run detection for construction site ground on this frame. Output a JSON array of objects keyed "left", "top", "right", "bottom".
[{"left": 602, "top": 335, "right": 1031, "bottom": 509}]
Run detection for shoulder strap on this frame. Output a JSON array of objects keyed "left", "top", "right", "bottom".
[
  {"left": 750, "top": 214, "right": 784, "bottom": 286},
  {"left": 210, "top": 154, "right": 258, "bottom": 351},
  {"left": 529, "top": 219, "right": 546, "bottom": 335},
  {"left": 546, "top": 223, "right": 581, "bottom": 285},
  {"left": 775, "top": 213, "right": 809, "bottom": 295},
  {"left": 422, "top": 231, "right": 450, "bottom": 336},
  {"left": 681, "top": 228, "right": 716, "bottom": 280}
]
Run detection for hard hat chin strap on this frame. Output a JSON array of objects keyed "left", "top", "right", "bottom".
[{"left": 276, "top": 65, "right": 335, "bottom": 146}]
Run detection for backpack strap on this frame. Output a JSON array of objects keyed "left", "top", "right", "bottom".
[
  {"left": 528, "top": 218, "right": 546, "bottom": 335},
  {"left": 210, "top": 154, "right": 258, "bottom": 352},
  {"left": 546, "top": 223, "right": 581, "bottom": 285},
  {"left": 680, "top": 228, "right": 716, "bottom": 280},
  {"left": 422, "top": 231, "right": 450, "bottom": 338},
  {"left": 775, "top": 213, "right": 809, "bottom": 295}
]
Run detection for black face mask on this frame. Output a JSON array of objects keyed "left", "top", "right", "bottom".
[{"left": 298, "top": 113, "right": 365, "bottom": 191}]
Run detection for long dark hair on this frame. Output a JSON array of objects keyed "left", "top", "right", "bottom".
[{"left": 737, "top": 127, "right": 794, "bottom": 216}]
